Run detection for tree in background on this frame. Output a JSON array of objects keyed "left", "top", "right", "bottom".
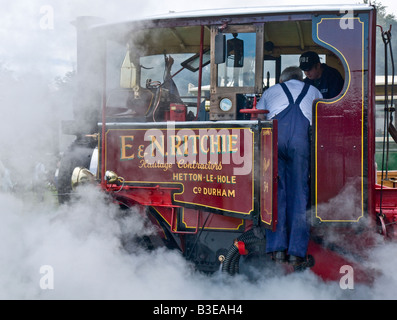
[{"left": 364, "top": 0, "right": 397, "bottom": 74}]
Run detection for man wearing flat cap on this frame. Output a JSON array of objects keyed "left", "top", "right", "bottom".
[{"left": 299, "top": 51, "right": 344, "bottom": 99}]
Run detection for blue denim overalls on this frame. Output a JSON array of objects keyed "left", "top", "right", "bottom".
[{"left": 266, "top": 82, "right": 311, "bottom": 258}]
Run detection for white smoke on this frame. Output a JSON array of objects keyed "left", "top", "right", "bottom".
[
  {"left": 1, "top": 0, "right": 397, "bottom": 301},
  {"left": 0, "top": 183, "right": 396, "bottom": 300}
]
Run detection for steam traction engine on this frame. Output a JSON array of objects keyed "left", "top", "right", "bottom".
[{"left": 58, "top": 4, "right": 397, "bottom": 283}]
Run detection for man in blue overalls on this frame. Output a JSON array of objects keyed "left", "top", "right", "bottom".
[{"left": 257, "top": 66, "right": 322, "bottom": 266}]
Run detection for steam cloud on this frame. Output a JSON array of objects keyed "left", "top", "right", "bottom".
[
  {"left": 0, "top": 185, "right": 377, "bottom": 299},
  {"left": 2, "top": 183, "right": 397, "bottom": 300},
  {"left": 1, "top": 0, "right": 397, "bottom": 301}
]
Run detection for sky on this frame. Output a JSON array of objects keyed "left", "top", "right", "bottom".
[{"left": 1, "top": 0, "right": 397, "bottom": 301}]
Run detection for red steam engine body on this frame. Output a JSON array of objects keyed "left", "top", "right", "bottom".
[{"left": 58, "top": 4, "right": 397, "bottom": 284}]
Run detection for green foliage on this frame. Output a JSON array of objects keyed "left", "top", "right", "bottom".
[
  {"left": 362, "top": 0, "right": 397, "bottom": 74},
  {"left": 365, "top": 0, "right": 396, "bottom": 22}
]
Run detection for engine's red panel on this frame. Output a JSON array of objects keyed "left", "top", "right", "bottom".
[
  {"left": 312, "top": 16, "right": 368, "bottom": 223},
  {"left": 101, "top": 121, "right": 276, "bottom": 227}
]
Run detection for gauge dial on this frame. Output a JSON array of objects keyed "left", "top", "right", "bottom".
[{"left": 219, "top": 98, "right": 232, "bottom": 112}]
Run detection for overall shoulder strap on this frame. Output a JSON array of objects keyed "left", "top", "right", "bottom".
[
  {"left": 280, "top": 82, "right": 294, "bottom": 104},
  {"left": 295, "top": 82, "right": 311, "bottom": 106}
]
